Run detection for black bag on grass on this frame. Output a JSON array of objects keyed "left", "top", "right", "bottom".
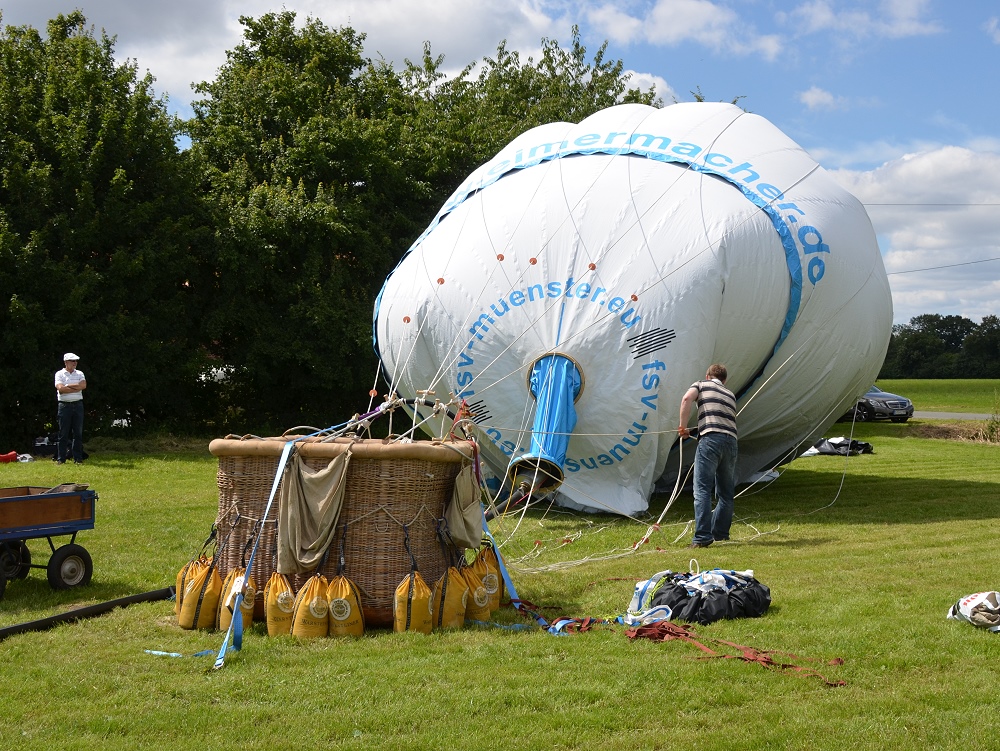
[{"left": 649, "top": 569, "right": 770, "bottom": 626}]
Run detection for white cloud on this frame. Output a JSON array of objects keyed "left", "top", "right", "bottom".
[
  {"left": 280, "top": 0, "right": 560, "bottom": 71},
  {"left": 587, "top": 0, "right": 782, "bottom": 61},
  {"left": 985, "top": 16, "right": 1000, "bottom": 44},
  {"left": 779, "top": 0, "right": 942, "bottom": 42},
  {"left": 624, "top": 70, "right": 676, "bottom": 103},
  {"left": 830, "top": 147, "right": 1000, "bottom": 323},
  {"left": 586, "top": 4, "right": 644, "bottom": 46},
  {"left": 798, "top": 86, "right": 848, "bottom": 111},
  {"left": 1, "top": 0, "right": 568, "bottom": 107}
]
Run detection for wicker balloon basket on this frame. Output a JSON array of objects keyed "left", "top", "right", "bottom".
[{"left": 209, "top": 436, "right": 474, "bottom": 627}]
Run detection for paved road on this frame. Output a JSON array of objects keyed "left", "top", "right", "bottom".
[{"left": 913, "top": 411, "right": 992, "bottom": 420}]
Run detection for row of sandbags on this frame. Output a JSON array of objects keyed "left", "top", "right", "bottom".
[{"left": 174, "top": 543, "right": 505, "bottom": 638}]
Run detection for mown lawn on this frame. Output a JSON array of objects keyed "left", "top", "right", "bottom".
[
  {"left": 1, "top": 417, "right": 998, "bottom": 750},
  {"left": 877, "top": 378, "right": 999, "bottom": 413}
]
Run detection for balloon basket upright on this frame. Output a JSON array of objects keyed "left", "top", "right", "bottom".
[{"left": 209, "top": 436, "right": 474, "bottom": 626}]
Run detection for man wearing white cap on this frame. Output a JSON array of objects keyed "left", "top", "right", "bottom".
[{"left": 55, "top": 353, "right": 87, "bottom": 464}]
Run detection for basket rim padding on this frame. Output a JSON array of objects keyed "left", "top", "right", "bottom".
[{"left": 209, "top": 436, "right": 475, "bottom": 463}]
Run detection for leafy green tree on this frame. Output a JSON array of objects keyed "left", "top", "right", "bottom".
[
  {"left": 880, "top": 313, "right": 988, "bottom": 378},
  {"left": 905, "top": 314, "right": 977, "bottom": 351},
  {"left": 961, "top": 314, "right": 1000, "bottom": 377},
  {"left": 401, "top": 27, "right": 659, "bottom": 205},
  {"left": 0, "top": 12, "right": 213, "bottom": 448},
  {"left": 187, "top": 13, "right": 659, "bottom": 432},
  {"left": 186, "top": 12, "right": 428, "bottom": 430}
]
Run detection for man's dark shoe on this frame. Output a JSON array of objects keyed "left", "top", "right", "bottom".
[
  {"left": 687, "top": 541, "right": 712, "bottom": 548},
  {"left": 56, "top": 460, "right": 65, "bottom": 464}
]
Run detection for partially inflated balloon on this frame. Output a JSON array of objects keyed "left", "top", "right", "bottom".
[{"left": 375, "top": 102, "right": 891, "bottom": 515}]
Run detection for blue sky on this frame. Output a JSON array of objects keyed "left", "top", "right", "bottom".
[{"left": 3, "top": 0, "right": 998, "bottom": 325}]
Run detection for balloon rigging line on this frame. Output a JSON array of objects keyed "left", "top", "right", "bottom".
[
  {"left": 886, "top": 255, "right": 1000, "bottom": 275},
  {"left": 403, "top": 127, "right": 637, "bottom": 402},
  {"left": 413, "top": 140, "right": 639, "bottom": 401},
  {"left": 391, "top": 107, "right": 833, "bottom": 413},
  {"left": 380, "top": 114, "right": 883, "bottom": 541},
  {"left": 366, "top": 360, "right": 382, "bottom": 413},
  {"left": 625, "top": 107, "right": 747, "bottom": 307},
  {"left": 392, "top": 111, "right": 687, "bottom": 404},
  {"left": 417, "top": 167, "right": 559, "bottom": 393},
  {"left": 391, "top": 126, "right": 811, "bottom": 411},
  {"left": 633, "top": 433, "right": 695, "bottom": 548}
]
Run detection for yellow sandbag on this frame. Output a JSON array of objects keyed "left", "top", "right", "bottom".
[
  {"left": 178, "top": 557, "right": 222, "bottom": 630},
  {"left": 218, "top": 567, "right": 256, "bottom": 633},
  {"left": 175, "top": 556, "right": 200, "bottom": 616},
  {"left": 264, "top": 572, "right": 296, "bottom": 636},
  {"left": 393, "top": 571, "right": 433, "bottom": 634},
  {"left": 327, "top": 575, "right": 365, "bottom": 637},
  {"left": 431, "top": 565, "right": 469, "bottom": 630},
  {"left": 476, "top": 543, "right": 505, "bottom": 612},
  {"left": 290, "top": 574, "right": 330, "bottom": 638},
  {"left": 469, "top": 553, "right": 497, "bottom": 614},
  {"left": 461, "top": 564, "right": 491, "bottom": 623}
]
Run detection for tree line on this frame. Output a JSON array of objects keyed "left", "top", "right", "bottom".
[
  {"left": 879, "top": 314, "right": 1000, "bottom": 379},
  {"left": 0, "top": 11, "right": 657, "bottom": 447}
]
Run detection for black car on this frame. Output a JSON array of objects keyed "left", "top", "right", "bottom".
[{"left": 842, "top": 386, "right": 914, "bottom": 423}]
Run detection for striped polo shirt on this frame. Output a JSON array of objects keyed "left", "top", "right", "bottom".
[
  {"left": 56, "top": 368, "right": 86, "bottom": 403},
  {"left": 693, "top": 378, "right": 737, "bottom": 438}
]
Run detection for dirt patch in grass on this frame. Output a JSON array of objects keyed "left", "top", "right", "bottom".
[
  {"left": 910, "top": 423, "right": 978, "bottom": 440},
  {"left": 908, "top": 421, "right": 999, "bottom": 443}
]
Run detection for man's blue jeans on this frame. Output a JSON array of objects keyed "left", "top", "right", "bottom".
[
  {"left": 692, "top": 431, "right": 738, "bottom": 545},
  {"left": 57, "top": 401, "right": 84, "bottom": 463}
]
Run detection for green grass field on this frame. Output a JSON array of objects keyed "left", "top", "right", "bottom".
[
  {"left": 877, "top": 379, "right": 1000, "bottom": 413},
  {"left": 1, "top": 395, "right": 998, "bottom": 750}
]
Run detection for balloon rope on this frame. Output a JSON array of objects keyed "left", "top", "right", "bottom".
[{"left": 633, "top": 434, "right": 694, "bottom": 549}]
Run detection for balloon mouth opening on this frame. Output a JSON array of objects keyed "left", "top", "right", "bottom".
[{"left": 507, "top": 455, "right": 564, "bottom": 493}]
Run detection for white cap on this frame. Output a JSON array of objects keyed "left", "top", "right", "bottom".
[{"left": 63, "top": 352, "right": 80, "bottom": 361}]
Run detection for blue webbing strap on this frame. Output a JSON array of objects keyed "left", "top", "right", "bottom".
[
  {"left": 465, "top": 619, "right": 536, "bottom": 632},
  {"left": 213, "top": 439, "right": 296, "bottom": 670},
  {"left": 481, "top": 510, "right": 549, "bottom": 630},
  {"left": 146, "top": 649, "right": 214, "bottom": 658}
]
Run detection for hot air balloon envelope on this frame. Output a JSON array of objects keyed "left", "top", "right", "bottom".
[{"left": 374, "top": 102, "right": 891, "bottom": 515}]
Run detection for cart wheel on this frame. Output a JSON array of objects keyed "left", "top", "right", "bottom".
[
  {"left": 0, "top": 541, "right": 30, "bottom": 580},
  {"left": 47, "top": 544, "right": 93, "bottom": 589},
  {"left": 14, "top": 542, "right": 31, "bottom": 579}
]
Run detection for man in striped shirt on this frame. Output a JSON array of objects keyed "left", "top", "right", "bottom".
[{"left": 678, "top": 364, "right": 738, "bottom": 548}]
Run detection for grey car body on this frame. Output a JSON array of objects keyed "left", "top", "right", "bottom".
[{"left": 842, "top": 386, "right": 914, "bottom": 423}]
